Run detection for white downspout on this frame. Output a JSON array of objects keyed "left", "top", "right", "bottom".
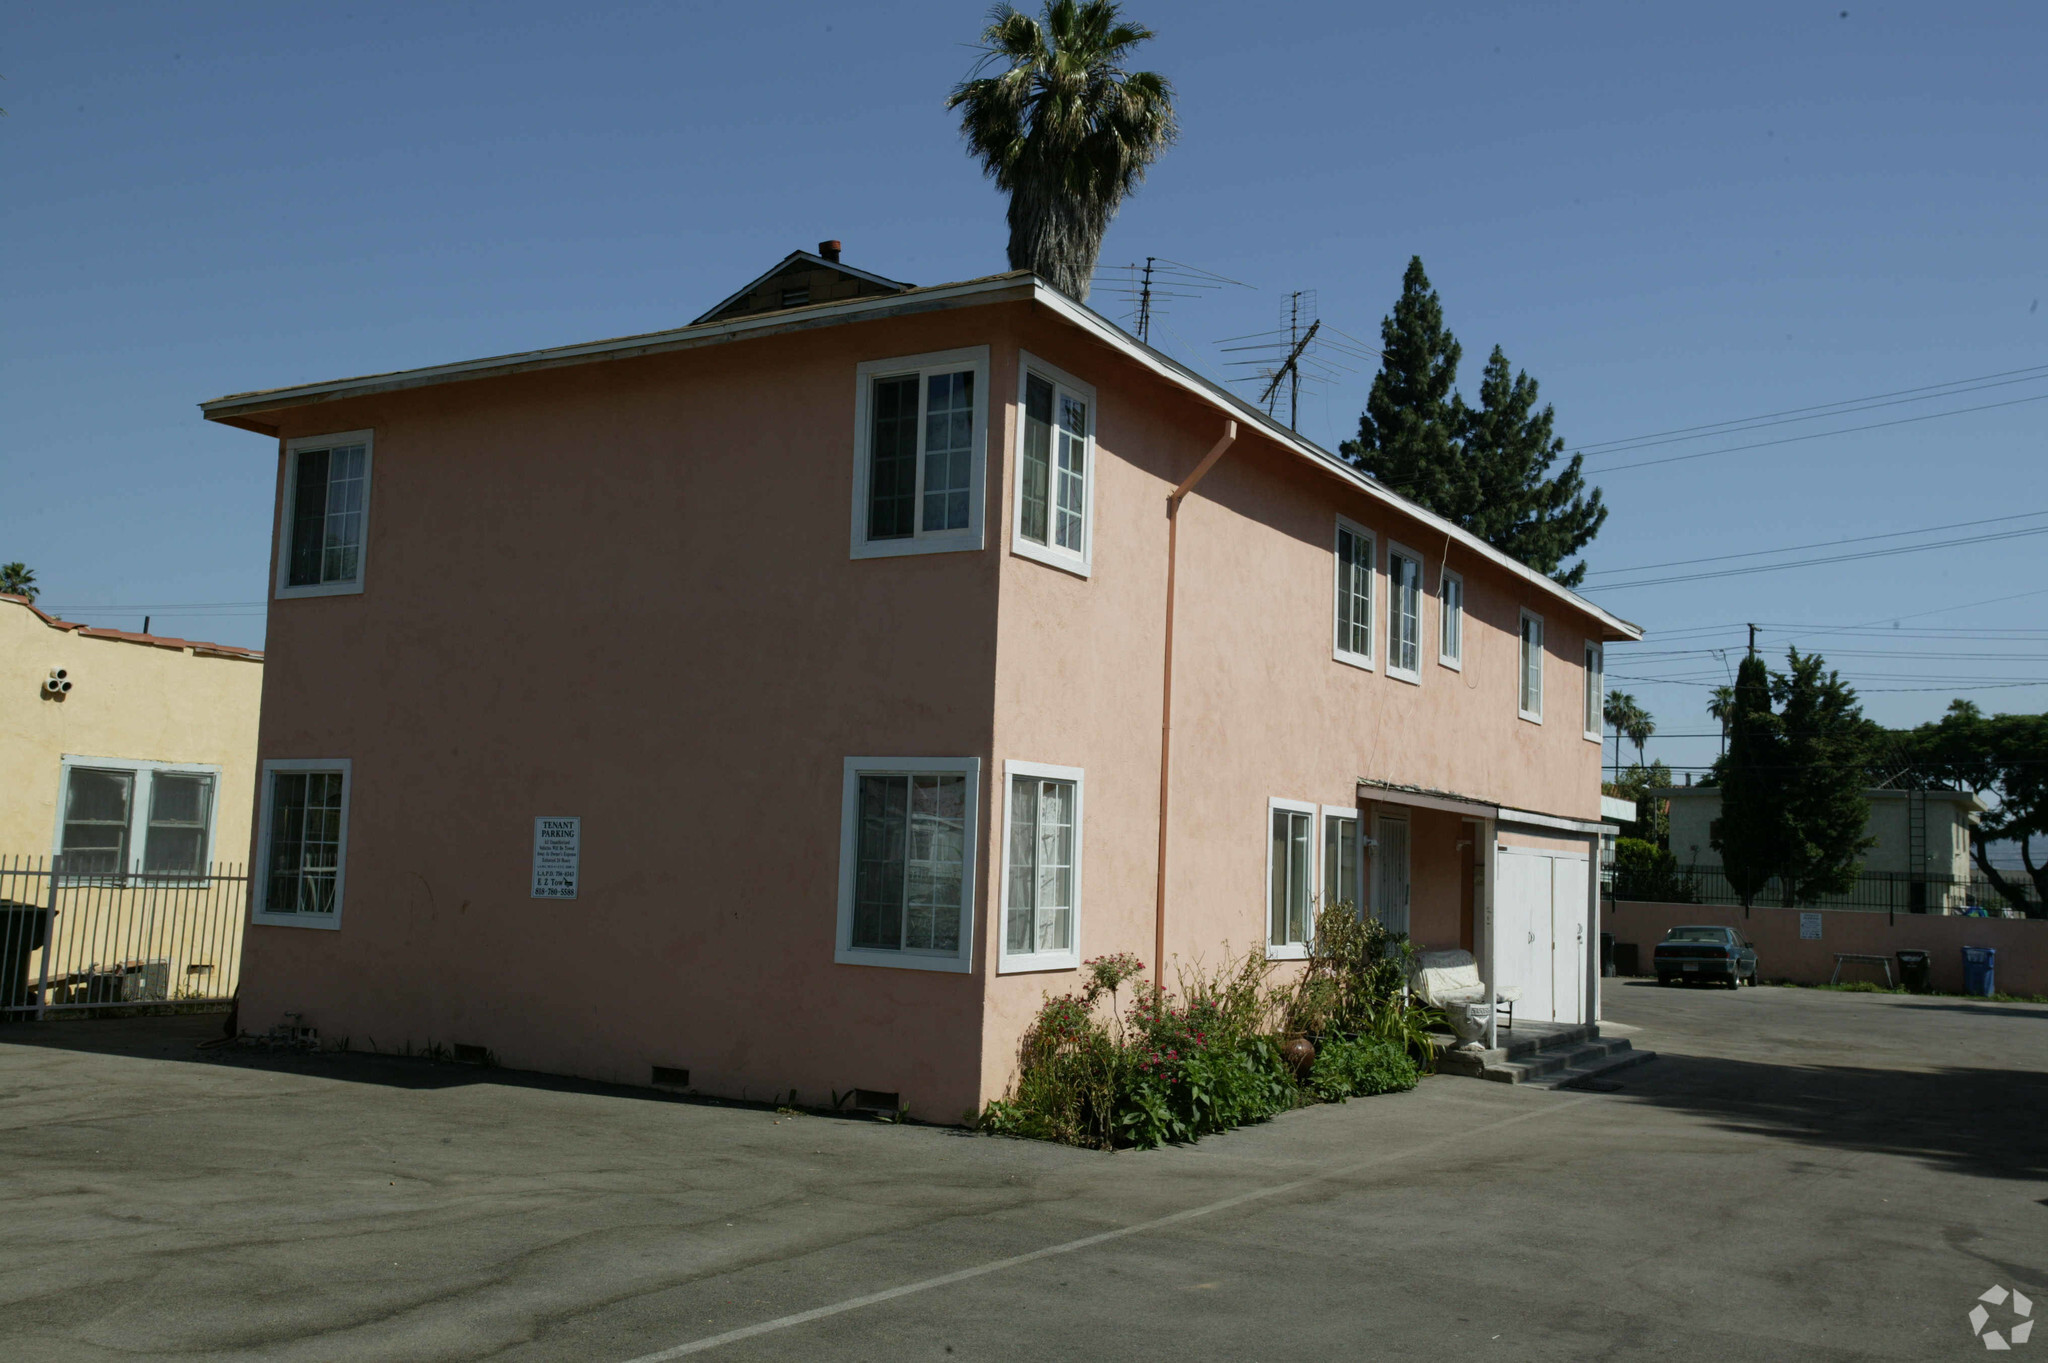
[
  {"left": 1483, "top": 816, "right": 1499, "bottom": 1050},
  {"left": 1587, "top": 831, "right": 1603, "bottom": 1026}
]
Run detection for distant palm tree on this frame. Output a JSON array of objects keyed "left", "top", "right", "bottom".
[
  {"left": 0, "top": 562, "right": 37, "bottom": 603},
  {"left": 949, "top": 1, "right": 1178, "bottom": 302},
  {"left": 1625, "top": 704, "right": 1656, "bottom": 768},
  {"left": 1707, "top": 685, "right": 1736, "bottom": 758},
  {"left": 1603, "top": 690, "right": 1637, "bottom": 779}
]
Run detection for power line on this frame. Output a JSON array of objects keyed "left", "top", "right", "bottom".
[
  {"left": 1583, "top": 508, "right": 2048, "bottom": 579},
  {"left": 1585, "top": 524, "right": 2048, "bottom": 591},
  {"left": 1571, "top": 362, "right": 2048, "bottom": 457},
  {"left": 1585, "top": 390, "right": 2048, "bottom": 474}
]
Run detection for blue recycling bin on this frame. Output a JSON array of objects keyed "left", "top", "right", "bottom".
[{"left": 1962, "top": 946, "right": 1996, "bottom": 997}]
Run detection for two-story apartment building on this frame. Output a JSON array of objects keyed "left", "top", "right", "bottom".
[{"left": 201, "top": 247, "right": 1639, "bottom": 1120}]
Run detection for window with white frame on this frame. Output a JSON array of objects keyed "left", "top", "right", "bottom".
[
  {"left": 1519, "top": 610, "right": 1545, "bottom": 721},
  {"left": 1439, "top": 569, "right": 1464, "bottom": 668},
  {"left": 851, "top": 348, "right": 989, "bottom": 559},
  {"left": 255, "top": 759, "right": 351, "bottom": 926},
  {"left": 278, "top": 432, "right": 372, "bottom": 598},
  {"left": 1387, "top": 545, "right": 1423, "bottom": 682},
  {"left": 1333, "top": 518, "right": 1375, "bottom": 668},
  {"left": 1584, "top": 641, "right": 1605, "bottom": 741},
  {"left": 1012, "top": 355, "right": 1095, "bottom": 573},
  {"left": 836, "top": 757, "right": 979, "bottom": 971},
  {"left": 1001, "top": 761, "right": 1083, "bottom": 971},
  {"left": 1268, "top": 798, "right": 1316, "bottom": 958},
  {"left": 57, "top": 759, "right": 219, "bottom": 880},
  {"left": 1323, "top": 809, "right": 1358, "bottom": 913}
]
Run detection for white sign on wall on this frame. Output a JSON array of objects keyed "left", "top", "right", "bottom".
[
  {"left": 1799, "top": 912, "right": 1822, "bottom": 941},
  {"left": 531, "top": 817, "right": 581, "bottom": 899}
]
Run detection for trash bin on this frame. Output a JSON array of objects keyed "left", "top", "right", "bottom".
[
  {"left": 0, "top": 902, "right": 51, "bottom": 1016},
  {"left": 1895, "top": 949, "right": 1931, "bottom": 994},
  {"left": 1601, "top": 931, "right": 1615, "bottom": 977},
  {"left": 1613, "top": 942, "right": 1640, "bottom": 977},
  {"left": 1962, "top": 946, "right": 1997, "bottom": 997}
]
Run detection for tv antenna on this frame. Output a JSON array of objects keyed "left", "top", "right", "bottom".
[
  {"left": 1092, "top": 257, "right": 1250, "bottom": 346},
  {"left": 1219, "top": 292, "right": 1381, "bottom": 431}
]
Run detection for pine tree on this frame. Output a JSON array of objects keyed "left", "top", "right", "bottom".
[
  {"left": 1710, "top": 652, "right": 1786, "bottom": 907},
  {"left": 1341, "top": 260, "right": 1606, "bottom": 587},
  {"left": 1459, "top": 347, "right": 1607, "bottom": 588},
  {"left": 1771, "top": 649, "right": 1873, "bottom": 903},
  {"left": 1340, "top": 257, "right": 1464, "bottom": 509}
]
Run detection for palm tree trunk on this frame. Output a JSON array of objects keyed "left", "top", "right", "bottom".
[{"left": 1007, "top": 187, "right": 1111, "bottom": 301}]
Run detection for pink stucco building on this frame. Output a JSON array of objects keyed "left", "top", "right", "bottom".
[{"left": 202, "top": 246, "right": 1640, "bottom": 1122}]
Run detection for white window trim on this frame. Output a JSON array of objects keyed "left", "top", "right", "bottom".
[
  {"left": 1386, "top": 539, "right": 1424, "bottom": 686},
  {"left": 252, "top": 757, "right": 352, "bottom": 930},
  {"left": 1438, "top": 567, "right": 1464, "bottom": 671},
  {"left": 849, "top": 347, "right": 991, "bottom": 560},
  {"left": 834, "top": 756, "right": 980, "bottom": 973},
  {"left": 1519, "top": 608, "right": 1545, "bottom": 724},
  {"left": 1584, "top": 641, "right": 1605, "bottom": 743},
  {"left": 1332, "top": 516, "right": 1377, "bottom": 673},
  {"left": 1320, "top": 803, "right": 1363, "bottom": 917},
  {"left": 1009, "top": 352, "right": 1097, "bottom": 578},
  {"left": 275, "top": 430, "right": 373, "bottom": 600},
  {"left": 997, "top": 759, "right": 1084, "bottom": 974},
  {"left": 1265, "top": 796, "right": 1319, "bottom": 961},
  {"left": 53, "top": 755, "right": 225, "bottom": 882}
]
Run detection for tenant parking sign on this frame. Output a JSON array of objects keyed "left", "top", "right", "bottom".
[{"left": 532, "top": 817, "right": 581, "bottom": 899}]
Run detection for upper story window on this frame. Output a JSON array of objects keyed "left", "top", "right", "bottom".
[
  {"left": 1387, "top": 544, "right": 1422, "bottom": 683},
  {"left": 1011, "top": 354, "right": 1095, "bottom": 575},
  {"left": 1584, "top": 641, "right": 1605, "bottom": 742},
  {"left": 1000, "top": 760, "right": 1083, "bottom": 973},
  {"left": 835, "top": 756, "right": 979, "bottom": 972},
  {"left": 1519, "top": 610, "right": 1545, "bottom": 722},
  {"left": 57, "top": 758, "right": 220, "bottom": 881},
  {"left": 1333, "top": 517, "right": 1375, "bottom": 670},
  {"left": 1439, "top": 569, "right": 1464, "bottom": 669},
  {"left": 278, "top": 432, "right": 372, "bottom": 599},
  {"left": 255, "top": 759, "right": 351, "bottom": 927},
  {"left": 850, "top": 348, "right": 989, "bottom": 560}
]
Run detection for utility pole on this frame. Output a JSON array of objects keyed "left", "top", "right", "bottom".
[{"left": 1747, "top": 622, "right": 1757, "bottom": 659}]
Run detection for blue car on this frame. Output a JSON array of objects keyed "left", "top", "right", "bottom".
[{"left": 1654, "top": 925, "right": 1758, "bottom": 988}]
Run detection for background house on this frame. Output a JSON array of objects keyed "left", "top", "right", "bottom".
[{"left": 0, "top": 594, "right": 262, "bottom": 1011}]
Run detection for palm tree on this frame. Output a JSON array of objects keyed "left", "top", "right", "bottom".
[
  {"left": 949, "top": 1, "right": 1178, "bottom": 302},
  {"left": 1603, "top": 690, "right": 1637, "bottom": 780},
  {"left": 0, "top": 562, "right": 37, "bottom": 603},
  {"left": 1707, "top": 685, "right": 1736, "bottom": 758},
  {"left": 1624, "top": 703, "right": 1656, "bottom": 768}
]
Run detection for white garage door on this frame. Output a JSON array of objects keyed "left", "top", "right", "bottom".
[{"left": 1494, "top": 847, "right": 1590, "bottom": 1025}]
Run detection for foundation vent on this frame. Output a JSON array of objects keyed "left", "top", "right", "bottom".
[
  {"left": 452, "top": 1043, "right": 490, "bottom": 1065},
  {"left": 651, "top": 1066, "right": 690, "bottom": 1089},
  {"left": 846, "top": 1088, "right": 900, "bottom": 1113}
]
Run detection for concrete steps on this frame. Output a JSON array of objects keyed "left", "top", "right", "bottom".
[{"left": 1433, "top": 1023, "right": 1657, "bottom": 1088}]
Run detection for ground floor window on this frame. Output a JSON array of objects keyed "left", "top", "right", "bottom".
[
  {"left": 1268, "top": 798, "right": 1317, "bottom": 959},
  {"left": 57, "top": 758, "right": 220, "bottom": 880},
  {"left": 837, "top": 757, "right": 979, "bottom": 972},
  {"left": 1000, "top": 760, "right": 1083, "bottom": 972},
  {"left": 254, "top": 759, "right": 351, "bottom": 928},
  {"left": 1323, "top": 809, "right": 1358, "bottom": 913}
]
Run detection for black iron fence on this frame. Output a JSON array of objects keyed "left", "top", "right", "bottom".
[
  {"left": 1608, "top": 861, "right": 2043, "bottom": 918},
  {"left": 0, "top": 855, "right": 247, "bottom": 1017}
]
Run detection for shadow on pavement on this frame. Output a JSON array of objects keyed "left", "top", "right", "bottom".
[{"left": 1614, "top": 1050, "right": 2048, "bottom": 1183}]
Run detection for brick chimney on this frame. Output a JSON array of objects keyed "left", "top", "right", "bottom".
[{"left": 818, "top": 240, "right": 842, "bottom": 263}]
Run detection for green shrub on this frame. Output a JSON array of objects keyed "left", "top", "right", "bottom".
[{"left": 1306, "top": 1034, "right": 1419, "bottom": 1102}]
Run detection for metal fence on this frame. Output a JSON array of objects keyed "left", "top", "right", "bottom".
[
  {"left": 1609, "top": 861, "right": 2044, "bottom": 919},
  {"left": 0, "top": 856, "right": 247, "bottom": 1018}
]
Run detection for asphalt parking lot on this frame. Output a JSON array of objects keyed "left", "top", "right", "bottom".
[{"left": 1, "top": 982, "right": 2042, "bottom": 1361}]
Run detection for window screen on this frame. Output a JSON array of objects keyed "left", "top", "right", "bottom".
[
  {"left": 266, "top": 771, "right": 345, "bottom": 916},
  {"left": 853, "top": 772, "right": 966, "bottom": 954},
  {"left": 1335, "top": 525, "right": 1373, "bottom": 659},
  {"left": 1007, "top": 776, "right": 1076, "bottom": 956},
  {"left": 1389, "top": 551, "right": 1422, "bottom": 674},
  {"left": 144, "top": 772, "right": 215, "bottom": 876},
  {"left": 922, "top": 371, "right": 976, "bottom": 533},
  {"left": 1270, "top": 807, "right": 1313, "bottom": 948},
  {"left": 1019, "top": 375, "right": 1054, "bottom": 544},
  {"left": 286, "top": 443, "right": 368, "bottom": 588},
  {"left": 1324, "top": 814, "right": 1357, "bottom": 913},
  {"left": 1521, "top": 615, "right": 1545, "bottom": 716},
  {"left": 867, "top": 376, "right": 921, "bottom": 540},
  {"left": 1440, "top": 575, "right": 1463, "bottom": 663},
  {"left": 61, "top": 768, "right": 134, "bottom": 877}
]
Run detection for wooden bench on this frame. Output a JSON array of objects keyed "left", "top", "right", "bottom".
[{"left": 1830, "top": 953, "right": 1894, "bottom": 987}]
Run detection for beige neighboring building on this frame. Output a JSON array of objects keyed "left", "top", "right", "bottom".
[
  {"left": 1657, "top": 784, "right": 1986, "bottom": 909},
  {"left": 1, "top": 594, "right": 262, "bottom": 1009}
]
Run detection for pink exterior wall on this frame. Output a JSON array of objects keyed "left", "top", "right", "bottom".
[
  {"left": 980, "top": 315, "right": 1613, "bottom": 1099},
  {"left": 230, "top": 295, "right": 1622, "bottom": 1122},
  {"left": 241, "top": 307, "right": 1032, "bottom": 1124},
  {"left": 1606, "top": 899, "right": 2046, "bottom": 996}
]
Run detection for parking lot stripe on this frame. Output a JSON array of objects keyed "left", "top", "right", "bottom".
[{"left": 618, "top": 1095, "right": 1593, "bottom": 1360}]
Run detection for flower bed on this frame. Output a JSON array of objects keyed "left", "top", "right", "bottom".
[{"left": 981, "top": 910, "right": 1437, "bottom": 1150}]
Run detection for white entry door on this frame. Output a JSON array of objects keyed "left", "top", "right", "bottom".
[
  {"left": 1373, "top": 814, "right": 1411, "bottom": 937},
  {"left": 1550, "top": 856, "right": 1589, "bottom": 1025},
  {"left": 1494, "top": 847, "right": 1592, "bottom": 1023},
  {"left": 1494, "top": 849, "right": 1553, "bottom": 1022}
]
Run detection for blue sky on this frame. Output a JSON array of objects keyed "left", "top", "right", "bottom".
[{"left": 6, "top": 1, "right": 2045, "bottom": 782}]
